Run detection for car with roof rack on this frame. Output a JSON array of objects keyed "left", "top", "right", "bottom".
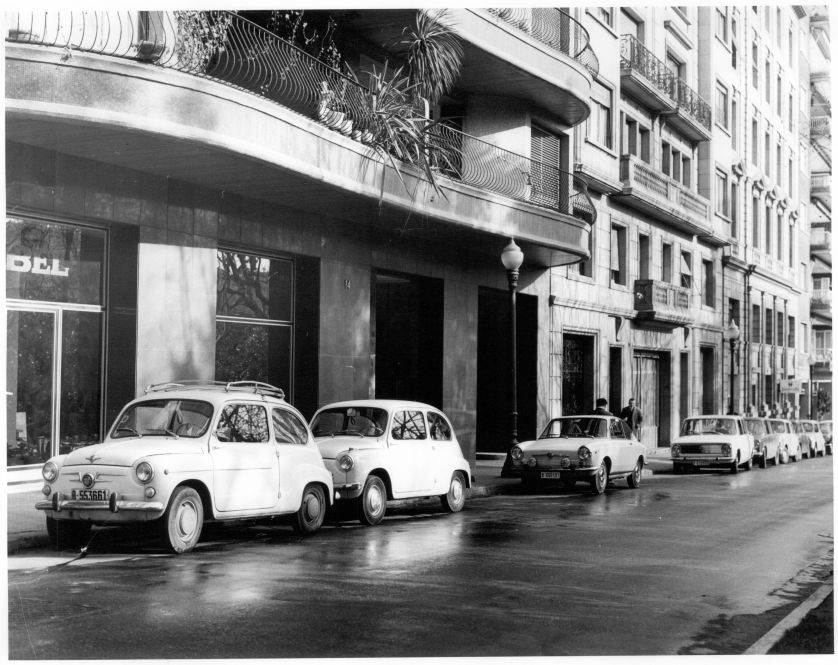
[
  {"left": 310, "top": 399, "right": 471, "bottom": 525},
  {"left": 36, "top": 381, "right": 333, "bottom": 553}
]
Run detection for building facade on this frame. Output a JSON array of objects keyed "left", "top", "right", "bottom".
[{"left": 4, "top": 7, "right": 830, "bottom": 486}]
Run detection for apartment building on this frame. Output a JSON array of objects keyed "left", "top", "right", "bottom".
[
  {"left": 4, "top": 7, "right": 829, "bottom": 486},
  {"left": 5, "top": 8, "right": 598, "bottom": 481},
  {"left": 805, "top": 6, "right": 832, "bottom": 420}
]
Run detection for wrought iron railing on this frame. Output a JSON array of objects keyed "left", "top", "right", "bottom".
[
  {"left": 672, "top": 77, "right": 712, "bottom": 131},
  {"left": 811, "top": 116, "right": 831, "bottom": 139},
  {"left": 6, "top": 10, "right": 596, "bottom": 224},
  {"left": 619, "top": 35, "right": 674, "bottom": 100},
  {"left": 487, "top": 8, "right": 599, "bottom": 76},
  {"left": 811, "top": 289, "right": 832, "bottom": 306},
  {"left": 812, "top": 173, "right": 831, "bottom": 191}
]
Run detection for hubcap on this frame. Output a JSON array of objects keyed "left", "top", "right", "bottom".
[
  {"left": 451, "top": 478, "right": 463, "bottom": 503},
  {"left": 368, "top": 485, "right": 383, "bottom": 514},
  {"left": 304, "top": 492, "right": 321, "bottom": 521},
  {"left": 177, "top": 501, "right": 198, "bottom": 539}
]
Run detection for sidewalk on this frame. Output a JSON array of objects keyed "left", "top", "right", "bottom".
[{"left": 5, "top": 452, "right": 674, "bottom": 554}]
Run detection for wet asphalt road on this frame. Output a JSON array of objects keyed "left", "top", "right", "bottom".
[{"left": 8, "top": 457, "right": 833, "bottom": 659}]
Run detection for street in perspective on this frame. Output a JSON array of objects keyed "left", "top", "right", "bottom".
[{"left": 5, "top": 3, "right": 835, "bottom": 661}]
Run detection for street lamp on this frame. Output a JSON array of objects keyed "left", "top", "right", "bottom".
[
  {"left": 501, "top": 239, "right": 524, "bottom": 466},
  {"left": 724, "top": 318, "right": 740, "bottom": 414}
]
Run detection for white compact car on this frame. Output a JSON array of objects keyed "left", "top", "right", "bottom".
[
  {"left": 310, "top": 400, "right": 472, "bottom": 525},
  {"left": 36, "top": 381, "right": 333, "bottom": 553},
  {"left": 671, "top": 415, "right": 755, "bottom": 474},
  {"left": 508, "top": 415, "right": 646, "bottom": 494}
]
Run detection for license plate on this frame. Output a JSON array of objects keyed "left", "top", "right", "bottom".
[
  {"left": 540, "top": 471, "right": 562, "bottom": 479},
  {"left": 72, "top": 489, "right": 109, "bottom": 501}
]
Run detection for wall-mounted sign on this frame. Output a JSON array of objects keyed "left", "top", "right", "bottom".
[
  {"left": 779, "top": 379, "right": 802, "bottom": 393},
  {"left": 7, "top": 254, "right": 70, "bottom": 277}
]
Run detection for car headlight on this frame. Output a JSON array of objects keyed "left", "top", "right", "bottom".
[
  {"left": 671, "top": 444, "right": 681, "bottom": 457},
  {"left": 578, "top": 445, "right": 592, "bottom": 461},
  {"left": 510, "top": 445, "right": 523, "bottom": 461},
  {"left": 337, "top": 453, "right": 354, "bottom": 472},
  {"left": 42, "top": 461, "right": 58, "bottom": 483},
  {"left": 135, "top": 461, "right": 154, "bottom": 484},
  {"left": 722, "top": 444, "right": 732, "bottom": 456}
]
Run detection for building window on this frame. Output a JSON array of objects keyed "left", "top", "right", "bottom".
[
  {"left": 716, "top": 170, "right": 730, "bottom": 217},
  {"left": 702, "top": 259, "right": 714, "bottom": 307},
  {"left": 752, "top": 196, "right": 760, "bottom": 248},
  {"left": 716, "top": 6, "right": 728, "bottom": 41},
  {"left": 662, "top": 242, "right": 673, "bottom": 283},
  {"left": 764, "top": 60, "right": 771, "bottom": 103},
  {"left": 765, "top": 307, "right": 773, "bottom": 345},
  {"left": 639, "top": 233, "right": 650, "bottom": 280},
  {"left": 788, "top": 316, "right": 795, "bottom": 347},
  {"left": 216, "top": 249, "right": 294, "bottom": 389},
  {"left": 788, "top": 221, "right": 795, "bottom": 265},
  {"left": 622, "top": 115, "right": 650, "bottom": 163},
  {"left": 764, "top": 130, "right": 771, "bottom": 176},
  {"left": 731, "top": 95, "right": 739, "bottom": 148},
  {"left": 681, "top": 155, "right": 692, "bottom": 188},
  {"left": 731, "top": 11, "right": 739, "bottom": 67},
  {"left": 594, "top": 7, "right": 615, "bottom": 27},
  {"left": 716, "top": 82, "right": 729, "bottom": 130},
  {"left": 776, "top": 73, "right": 783, "bottom": 115},
  {"left": 752, "top": 304, "right": 761, "bottom": 342},
  {"left": 752, "top": 41, "right": 759, "bottom": 88},
  {"left": 589, "top": 80, "right": 613, "bottom": 149},
  {"left": 765, "top": 205, "right": 772, "bottom": 254},
  {"left": 802, "top": 322, "right": 808, "bottom": 353},
  {"left": 680, "top": 250, "right": 692, "bottom": 290},
  {"left": 751, "top": 118, "right": 759, "bottom": 165},
  {"left": 776, "top": 311, "right": 784, "bottom": 348},
  {"left": 611, "top": 225, "right": 627, "bottom": 286},
  {"left": 788, "top": 91, "right": 794, "bottom": 131},
  {"left": 530, "top": 125, "right": 565, "bottom": 208},
  {"left": 788, "top": 156, "right": 794, "bottom": 194},
  {"left": 731, "top": 182, "right": 739, "bottom": 237},
  {"left": 621, "top": 10, "right": 644, "bottom": 41},
  {"left": 577, "top": 226, "right": 593, "bottom": 278},
  {"left": 776, "top": 143, "right": 783, "bottom": 187},
  {"left": 776, "top": 212, "right": 783, "bottom": 259},
  {"left": 788, "top": 26, "right": 794, "bottom": 63}
]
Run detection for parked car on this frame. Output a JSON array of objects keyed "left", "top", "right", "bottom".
[
  {"left": 508, "top": 415, "right": 645, "bottom": 494},
  {"left": 796, "top": 420, "right": 826, "bottom": 458},
  {"left": 818, "top": 420, "right": 833, "bottom": 455},
  {"left": 670, "top": 415, "right": 755, "bottom": 474},
  {"left": 744, "top": 417, "right": 780, "bottom": 468},
  {"left": 767, "top": 418, "right": 802, "bottom": 463},
  {"left": 310, "top": 400, "right": 471, "bottom": 525},
  {"left": 36, "top": 381, "right": 334, "bottom": 553}
]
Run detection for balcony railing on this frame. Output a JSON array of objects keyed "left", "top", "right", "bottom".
[
  {"left": 619, "top": 35, "right": 674, "bottom": 100},
  {"left": 672, "top": 77, "right": 712, "bottom": 132},
  {"left": 6, "top": 10, "right": 596, "bottom": 225},
  {"left": 811, "top": 116, "right": 831, "bottom": 139},
  {"left": 633, "top": 279, "right": 693, "bottom": 327},
  {"left": 812, "top": 173, "right": 831, "bottom": 192},
  {"left": 811, "top": 227, "right": 832, "bottom": 249},
  {"left": 487, "top": 8, "right": 598, "bottom": 76},
  {"left": 812, "top": 289, "right": 832, "bottom": 306}
]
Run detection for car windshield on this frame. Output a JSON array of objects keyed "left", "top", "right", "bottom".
[
  {"left": 111, "top": 399, "right": 214, "bottom": 438},
  {"left": 311, "top": 407, "right": 388, "bottom": 437},
  {"left": 680, "top": 417, "right": 738, "bottom": 436},
  {"left": 539, "top": 417, "right": 608, "bottom": 439},
  {"left": 745, "top": 419, "right": 767, "bottom": 436},
  {"left": 769, "top": 421, "right": 787, "bottom": 434}
]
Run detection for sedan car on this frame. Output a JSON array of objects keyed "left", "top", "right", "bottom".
[
  {"left": 767, "top": 418, "right": 801, "bottom": 463},
  {"left": 671, "top": 415, "right": 755, "bottom": 474},
  {"left": 508, "top": 415, "right": 645, "bottom": 494},
  {"left": 36, "top": 381, "right": 333, "bottom": 553},
  {"left": 311, "top": 400, "right": 471, "bottom": 525},
  {"left": 796, "top": 420, "right": 826, "bottom": 458},
  {"left": 818, "top": 420, "right": 833, "bottom": 455}
]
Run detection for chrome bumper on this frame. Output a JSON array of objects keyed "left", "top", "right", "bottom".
[{"left": 36, "top": 492, "right": 164, "bottom": 513}]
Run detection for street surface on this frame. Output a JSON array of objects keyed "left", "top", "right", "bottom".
[{"left": 8, "top": 457, "right": 833, "bottom": 658}]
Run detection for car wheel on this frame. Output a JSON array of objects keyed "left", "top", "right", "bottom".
[
  {"left": 440, "top": 472, "right": 466, "bottom": 513},
  {"left": 758, "top": 452, "right": 767, "bottom": 469},
  {"left": 772, "top": 447, "right": 780, "bottom": 466},
  {"left": 358, "top": 475, "right": 387, "bottom": 526},
  {"left": 827, "top": 444, "right": 833, "bottom": 456},
  {"left": 627, "top": 457, "right": 643, "bottom": 488},
  {"left": 590, "top": 461, "right": 608, "bottom": 495},
  {"left": 730, "top": 455, "right": 740, "bottom": 474},
  {"left": 742, "top": 454, "right": 753, "bottom": 471},
  {"left": 162, "top": 486, "right": 204, "bottom": 554},
  {"left": 293, "top": 484, "right": 326, "bottom": 534},
  {"left": 46, "top": 517, "right": 91, "bottom": 551}
]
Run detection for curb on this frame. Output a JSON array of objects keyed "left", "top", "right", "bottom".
[{"left": 743, "top": 582, "right": 834, "bottom": 655}]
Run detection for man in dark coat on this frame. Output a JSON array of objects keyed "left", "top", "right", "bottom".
[
  {"left": 620, "top": 397, "right": 643, "bottom": 438},
  {"left": 593, "top": 398, "right": 613, "bottom": 416}
]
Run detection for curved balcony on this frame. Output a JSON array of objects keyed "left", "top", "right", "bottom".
[
  {"left": 6, "top": 10, "right": 593, "bottom": 267},
  {"left": 333, "top": 8, "right": 595, "bottom": 129}
]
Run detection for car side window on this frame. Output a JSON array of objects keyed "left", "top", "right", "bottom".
[
  {"left": 620, "top": 419, "right": 634, "bottom": 439},
  {"left": 392, "top": 411, "right": 427, "bottom": 440},
  {"left": 609, "top": 419, "right": 626, "bottom": 439},
  {"left": 216, "top": 404, "right": 269, "bottom": 443},
  {"left": 428, "top": 412, "right": 452, "bottom": 441},
  {"left": 272, "top": 408, "right": 308, "bottom": 445}
]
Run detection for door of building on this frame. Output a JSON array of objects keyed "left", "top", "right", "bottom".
[{"left": 633, "top": 353, "right": 659, "bottom": 449}]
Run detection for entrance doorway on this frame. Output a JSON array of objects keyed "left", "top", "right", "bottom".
[
  {"left": 563, "top": 334, "right": 595, "bottom": 415},
  {"left": 373, "top": 271, "right": 443, "bottom": 407},
  {"left": 476, "top": 287, "right": 538, "bottom": 453},
  {"left": 633, "top": 352, "right": 672, "bottom": 448}
]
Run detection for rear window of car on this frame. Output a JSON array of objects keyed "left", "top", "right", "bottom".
[
  {"left": 680, "top": 418, "right": 739, "bottom": 436},
  {"left": 745, "top": 419, "right": 767, "bottom": 436},
  {"left": 769, "top": 421, "right": 786, "bottom": 434}
]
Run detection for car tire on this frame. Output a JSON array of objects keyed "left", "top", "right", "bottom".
[
  {"left": 440, "top": 472, "right": 466, "bottom": 513},
  {"left": 742, "top": 455, "right": 753, "bottom": 471},
  {"left": 758, "top": 452, "right": 768, "bottom": 469},
  {"left": 293, "top": 483, "right": 327, "bottom": 534},
  {"left": 772, "top": 447, "right": 780, "bottom": 466},
  {"left": 730, "top": 455, "right": 740, "bottom": 474},
  {"left": 590, "top": 461, "right": 608, "bottom": 495},
  {"left": 162, "top": 486, "right": 204, "bottom": 554},
  {"left": 358, "top": 475, "right": 387, "bottom": 526},
  {"left": 627, "top": 457, "right": 643, "bottom": 488},
  {"left": 46, "top": 517, "right": 91, "bottom": 551}
]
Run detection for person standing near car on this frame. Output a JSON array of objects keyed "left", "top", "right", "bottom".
[
  {"left": 620, "top": 397, "right": 643, "bottom": 438},
  {"left": 593, "top": 398, "right": 613, "bottom": 416}
]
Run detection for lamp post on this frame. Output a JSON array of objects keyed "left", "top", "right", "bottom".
[
  {"left": 724, "top": 319, "right": 740, "bottom": 414},
  {"left": 501, "top": 239, "right": 524, "bottom": 452}
]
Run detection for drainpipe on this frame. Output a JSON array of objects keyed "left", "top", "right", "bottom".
[{"left": 744, "top": 264, "right": 757, "bottom": 412}]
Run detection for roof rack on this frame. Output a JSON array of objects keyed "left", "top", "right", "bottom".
[{"left": 144, "top": 380, "right": 286, "bottom": 400}]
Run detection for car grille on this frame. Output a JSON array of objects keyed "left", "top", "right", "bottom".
[{"left": 680, "top": 444, "right": 725, "bottom": 455}]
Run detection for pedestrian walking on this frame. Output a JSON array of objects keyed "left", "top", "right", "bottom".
[
  {"left": 620, "top": 397, "right": 643, "bottom": 438},
  {"left": 593, "top": 398, "right": 613, "bottom": 416}
]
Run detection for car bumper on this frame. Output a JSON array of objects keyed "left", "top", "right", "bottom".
[
  {"left": 36, "top": 492, "right": 165, "bottom": 515},
  {"left": 332, "top": 483, "right": 362, "bottom": 500},
  {"left": 522, "top": 466, "right": 598, "bottom": 481},
  {"left": 672, "top": 456, "right": 735, "bottom": 467}
]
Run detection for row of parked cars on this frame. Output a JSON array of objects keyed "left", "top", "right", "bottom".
[{"left": 36, "top": 382, "right": 471, "bottom": 553}]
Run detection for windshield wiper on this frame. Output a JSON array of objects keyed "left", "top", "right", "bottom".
[{"left": 115, "top": 427, "right": 142, "bottom": 438}]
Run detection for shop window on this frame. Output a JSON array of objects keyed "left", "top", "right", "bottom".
[{"left": 215, "top": 249, "right": 294, "bottom": 391}]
